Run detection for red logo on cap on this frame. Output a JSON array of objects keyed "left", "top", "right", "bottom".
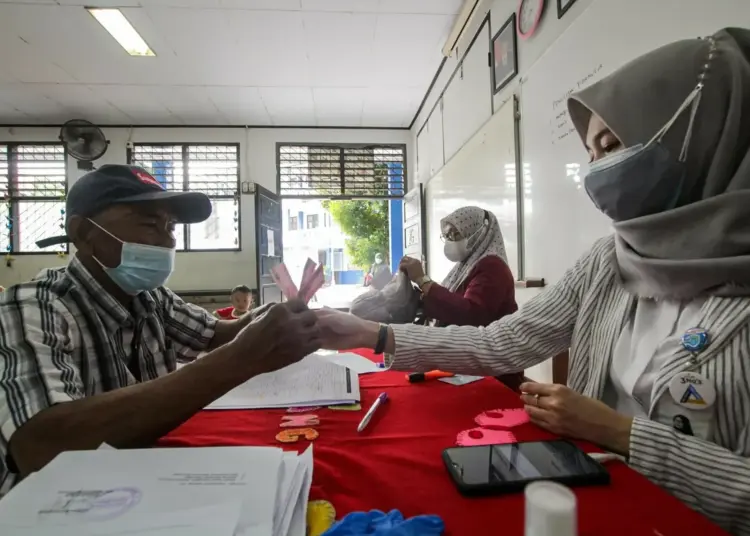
[{"left": 136, "top": 171, "right": 164, "bottom": 189}]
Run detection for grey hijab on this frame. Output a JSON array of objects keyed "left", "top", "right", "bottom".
[
  {"left": 568, "top": 28, "right": 750, "bottom": 299},
  {"left": 441, "top": 206, "right": 508, "bottom": 292}
]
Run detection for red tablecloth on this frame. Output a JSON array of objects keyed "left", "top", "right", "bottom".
[{"left": 160, "top": 350, "right": 728, "bottom": 536}]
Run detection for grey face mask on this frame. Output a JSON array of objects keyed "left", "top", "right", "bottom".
[{"left": 584, "top": 85, "right": 702, "bottom": 222}]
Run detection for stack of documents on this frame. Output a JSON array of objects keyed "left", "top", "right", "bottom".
[
  {"left": 207, "top": 353, "right": 360, "bottom": 410},
  {"left": 0, "top": 444, "right": 313, "bottom": 536},
  {"left": 315, "top": 351, "right": 383, "bottom": 375}
]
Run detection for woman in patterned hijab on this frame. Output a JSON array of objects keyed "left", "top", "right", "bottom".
[
  {"left": 399, "top": 205, "right": 520, "bottom": 388},
  {"left": 440, "top": 206, "right": 509, "bottom": 292}
]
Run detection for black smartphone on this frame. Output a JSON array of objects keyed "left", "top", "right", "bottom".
[{"left": 442, "top": 440, "right": 610, "bottom": 496}]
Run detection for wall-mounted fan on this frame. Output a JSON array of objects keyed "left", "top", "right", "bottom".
[{"left": 59, "top": 119, "right": 109, "bottom": 171}]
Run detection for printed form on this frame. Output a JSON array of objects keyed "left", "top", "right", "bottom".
[
  {"left": 0, "top": 445, "right": 314, "bottom": 536},
  {"left": 206, "top": 354, "right": 360, "bottom": 409}
]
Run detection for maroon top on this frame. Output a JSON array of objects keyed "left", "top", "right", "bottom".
[
  {"left": 422, "top": 255, "right": 517, "bottom": 327},
  {"left": 421, "top": 255, "right": 522, "bottom": 391}
]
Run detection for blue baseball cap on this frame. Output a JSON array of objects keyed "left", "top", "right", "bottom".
[{"left": 37, "top": 164, "right": 212, "bottom": 248}]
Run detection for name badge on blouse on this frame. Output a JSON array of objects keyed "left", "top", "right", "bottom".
[{"left": 668, "top": 372, "right": 716, "bottom": 410}]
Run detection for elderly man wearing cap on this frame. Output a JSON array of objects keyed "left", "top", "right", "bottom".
[{"left": 0, "top": 164, "right": 320, "bottom": 492}]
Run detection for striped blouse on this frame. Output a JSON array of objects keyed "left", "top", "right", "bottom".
[{"left": 389, "top": 236, "right": 750, "bottom": 535}]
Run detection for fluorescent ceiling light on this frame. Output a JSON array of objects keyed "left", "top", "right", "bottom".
[{"left": 87, "top": 8, "right": 155, "bottom": 57}]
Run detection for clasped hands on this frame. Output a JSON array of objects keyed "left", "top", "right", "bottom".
[
  {"left": 230, "top": 305, "right": 633, "bottom": 455},
  {"left": 228, "top": 301, "right": 375, "bottom": 377},
  {"left": 519, "top": 382, "right": 633, "bottom": 456}
]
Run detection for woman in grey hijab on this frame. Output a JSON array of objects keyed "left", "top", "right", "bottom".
[{"left": 317, "top": 28, "right": 750, "bottom": 533}]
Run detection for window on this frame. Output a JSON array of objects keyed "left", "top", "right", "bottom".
[
  {"left": 332, "top": 248, "right": 344, "bottom": 271},
  {"left": 129, "top": 144, "right": 240, "bottom": 251},
  {"left": 288, "top": 215, "right": 298, "bottom": 231},
  {"left": 306, "top": 214, "right": 319, "bottom": 229},
  {"left": 0, "top": 144, "right": 67, "bottom": 254},
  {"left": 278, "top": 144, "right": 406, "bottom": 198}
]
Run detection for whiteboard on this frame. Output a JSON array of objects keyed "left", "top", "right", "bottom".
[
  {"left": 520, "top": 0, "right": 750, "bottom": 284},
  {"left": 424, "top": 98, "right": 519, "bottom": 284},
  {"left": 442, "top": 20, "right": 492, "bottom": 163}
]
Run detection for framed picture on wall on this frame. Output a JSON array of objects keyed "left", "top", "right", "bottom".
[
  {"left": 557, "top": 0, "right": 578, "bottom": 19},
  {"left": 492, "top": 13, "right": 518, "bottom": 94}
]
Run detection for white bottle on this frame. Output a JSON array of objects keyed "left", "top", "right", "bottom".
[{"left": 524, "top": 481, "right": 578, "bottom": 536}]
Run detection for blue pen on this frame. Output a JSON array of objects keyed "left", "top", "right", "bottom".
[{"left": 357, "top": 392, "right": 388, "bottom": 433}]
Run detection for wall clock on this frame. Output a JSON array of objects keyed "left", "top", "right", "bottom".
[{"left": 517, "top": 0, "right": 545, "bottom": 40}]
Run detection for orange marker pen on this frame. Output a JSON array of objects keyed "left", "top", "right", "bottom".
[{"left": 407, "top": 370, "right": 455, "bottom": 383}]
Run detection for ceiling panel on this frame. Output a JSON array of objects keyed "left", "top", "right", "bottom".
[
  {"left": 207, "top": 87, "right": 272, "bottom": 125},
  {"left": 0, "top": 85, "right": 70, "bottom": 122},
  {"left": 148, "top": 86, "right": 228, "bottom": 124},
  {"left": 88, "top": 85, "right": 177, "bottom": 124},
  {"left": 362, "top": 87, "right": 422, "bottom": 127},
  {"left": 301, "top": 0, "right": 378, "bottom": 12},
  {"left": 0, "top": 0, "right": 459, "bottom": 126},
  {"left": 303, "top": 12, "right": 378, "bottom": 87},
  {"left": 27, "top": 84, "right": 132, "bottom": 124},
  {"left": 226, "top": 10, "right": 310, "bottom": 87},
  {"left": 259, "top": 87, "right": 315, "bottom": 126},
  {"left": 313, "top": 87, "right": 365, "bottom": 126},
  {"left": 378, "top": 0, "right": 463, "bottom": 15}
]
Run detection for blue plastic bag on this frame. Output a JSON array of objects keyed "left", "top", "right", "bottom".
[{"left": 323, "top": 509, "right": 444, "bottom": 536}]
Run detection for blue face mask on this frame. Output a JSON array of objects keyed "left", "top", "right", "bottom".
[
  {"left": 583, "top": 85, "right": 702, "bottom": 222},
  {"left": 585, "top": 142, "right": 686, "bottom": 221},
  {"left": 90, "top": 220, "right": 175, "bottom": 295}
]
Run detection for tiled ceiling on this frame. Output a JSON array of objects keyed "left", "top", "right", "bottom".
[{"left": 0, "top": 0, "right": 462, "bottom": 127}]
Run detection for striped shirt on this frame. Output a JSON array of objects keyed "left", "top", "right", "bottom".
[
  {"left": 0, "top": 256, "right": 216, "bottom": 492},
  {"left": 390, "top": 236, "right": 750, "bottom": 535}
]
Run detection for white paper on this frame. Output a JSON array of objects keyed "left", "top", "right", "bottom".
[
  {"left": 274, "top": 452, "right": 300, "bottom": 536},
  {"left": 0, "top": 501, "right": 242, "bottom": 536},
  {"left": 206, "top": 354, "right": 360, "bottom": 410},
  {"left": 438, "top": 375, "right": 484, "bottom": 386},
  {"left": 0, "top": 447, "right": 282, "bottom": 536},
  {"left": 315, "top": 352, "right": 382, "bottom": 375},
  {"left": 267, "top": 229, "right": 275, "bottom": 257},
  {"left": 287, "top": 445, "right": 314, "bottom": 536}
]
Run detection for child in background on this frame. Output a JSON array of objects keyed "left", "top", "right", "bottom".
[{"left": 215, "top": 285, "right": 254, "bottom": 319}]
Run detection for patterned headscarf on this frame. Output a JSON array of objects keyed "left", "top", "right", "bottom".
[{"left": 440, "top": 206, "right": 508, "bottom": 292}]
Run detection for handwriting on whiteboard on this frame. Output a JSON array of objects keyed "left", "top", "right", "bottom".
[{"left": 549, "top": 64, "right": 604, "bottom": 145}]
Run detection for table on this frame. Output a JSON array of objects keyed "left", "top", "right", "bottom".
[{"left": 160, "top": 350, "right": 729, "bottom": 536}]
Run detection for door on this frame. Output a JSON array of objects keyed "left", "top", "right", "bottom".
[
  {"left": 255, "top": 184, "right": 283, "bottom": 305},
  {"left": 402, "top": 184, "right": 426, "bottom": 267}
]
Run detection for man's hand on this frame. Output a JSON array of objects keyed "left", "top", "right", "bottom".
[
  {"left": 520, "top": 382, "right": 633, "bottom": 455},
  {"left": 231, "top": 300, "right": 321, "bottom": 376},
  {"left": 315, "top": 308, "right": 381, "bottom": 350},
  {"left": 249, "top": 302, "right": 274, "bottom": 320},
  {"left": 399, "top": 256, "right": 425, "bottom": 283}
]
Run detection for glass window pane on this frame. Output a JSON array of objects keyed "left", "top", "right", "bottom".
[
  {"left": 14, "top": 145, "right": 66, "bottom": 198},
  {"left": 187, "top": 145, "right": 238, "bottom": 196},
  {"left": 188, "top": 199, "right": 238, "bottom": 250},
  {"left": 130, "top": 145, "right": 184, "bottom": 191},
  {"left": 17, "top": 201, "right": 65, "bottom": 253},
  {"left": 0, "top": 203, "right": 9, "bottom": 254},
  {"left": 173, "top": 224, "right": 186, "bottom": 252},
  {"left": 0, "top": 145, "right": 8, "bottom": 198}
]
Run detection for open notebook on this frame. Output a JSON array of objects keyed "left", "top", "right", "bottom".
[{"left": 205, "top": 353, "right": 360, "bottom": 410}]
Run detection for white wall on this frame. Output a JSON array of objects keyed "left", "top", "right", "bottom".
[
  {"left": 413, "top": 0, "right": 595, "bottom": 187},
  {"left": 411, "top": 0, "right": 595, "bottom": 384},
  {"left": 0, "top": 126, "right": 413, "bottom": 291}
]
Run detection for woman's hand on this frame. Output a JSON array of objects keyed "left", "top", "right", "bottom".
[
  {"left": 520, "top": 382, "right": 633, "bottom": 455},
  {"left": 315, "top": 309, "right": 380, "bottom": 350},
  {"left": 399, "top": 256, "right": 425, "bottom": 283}
]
